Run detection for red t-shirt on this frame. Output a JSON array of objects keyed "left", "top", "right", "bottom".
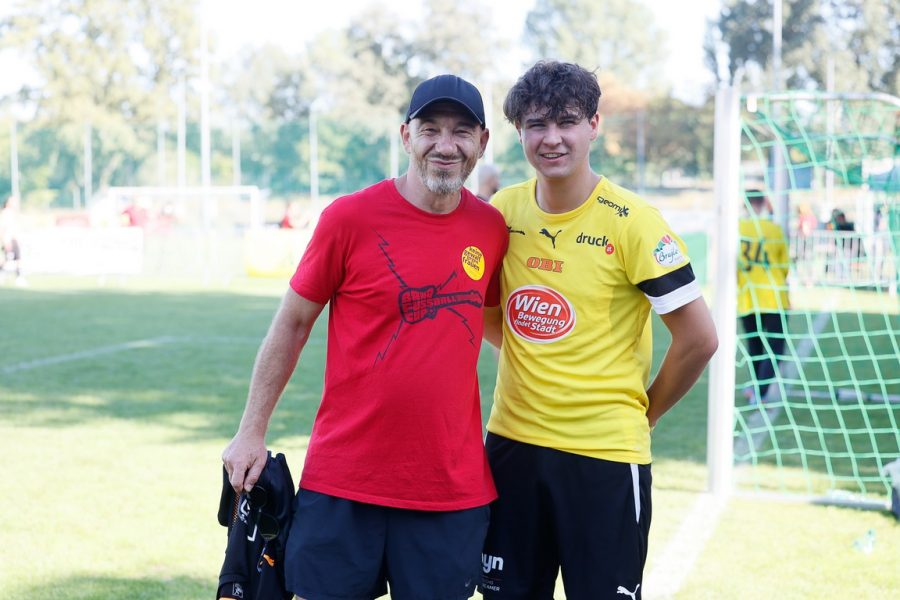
[{"left": 290, "top": 179, "right": 508, "bottom": 510}]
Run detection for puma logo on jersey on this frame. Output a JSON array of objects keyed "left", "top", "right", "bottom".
[
  {"left": 616, "top": 583, "right": 640, "bottom": 599},
  {"left": 539, "top": 228, "right": 562, "bottom": 248}
]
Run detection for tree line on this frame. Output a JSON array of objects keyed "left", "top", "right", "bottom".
[{"left": 0, "top": 0, "right": 896, "bottom": 207}]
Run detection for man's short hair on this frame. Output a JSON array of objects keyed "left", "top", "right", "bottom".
[{"left": 503, "top": 61, "right": 601, "bottom": 126}]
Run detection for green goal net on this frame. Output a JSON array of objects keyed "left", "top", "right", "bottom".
[{"left": 720, "top": 91, "right": 899, "bottom": 504}]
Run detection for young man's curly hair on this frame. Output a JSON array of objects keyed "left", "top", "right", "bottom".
[{"left": 502, "top": 61, "right": 602, "bottom": 126}]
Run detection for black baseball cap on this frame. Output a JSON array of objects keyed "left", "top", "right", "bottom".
[{"left": 405, "top": 74, "right": 486, "bottom": 126}]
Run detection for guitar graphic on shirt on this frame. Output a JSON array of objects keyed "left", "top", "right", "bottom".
[
  {"left": 398, "top": 286, "right": 483, "bottom": 324},
  {"left": 375, "top": 230, "right": 483, "bottom": 363}
]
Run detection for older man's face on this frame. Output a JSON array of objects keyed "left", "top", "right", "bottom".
[{"left": 403, "top": 102, "right": 487, "bottom": 196}]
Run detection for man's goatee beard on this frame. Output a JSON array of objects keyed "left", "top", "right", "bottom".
[{"left": 423, "top": 172, "right": 465, "bottom": 196}]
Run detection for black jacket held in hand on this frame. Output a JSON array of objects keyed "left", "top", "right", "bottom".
[{"left": 216, "top": 452, "right": 295, "bottom": 600}]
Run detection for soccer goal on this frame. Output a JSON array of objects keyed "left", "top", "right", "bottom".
[
  {"left": 101, "top": 185, "right": 265, "bottom": 231},
  {"left": 97, "top": 185, "right": 265, "bottom": 281},
  {"left": 709, "top": 89, "right": 900, "bottom": 507}
]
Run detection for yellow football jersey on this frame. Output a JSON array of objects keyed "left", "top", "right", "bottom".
[
  {"left": 488, "top": 178, "right": 702, "bottom": 464},
  {"left": 737, "top": 217, "right": 790, "bottom": 315}
]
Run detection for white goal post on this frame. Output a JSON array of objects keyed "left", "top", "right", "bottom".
[
  {"left": 708, "top": 86, "right": 900, "bottom": 507},
  {"left": 99, "top": 185, "right": 265, "bottom": 230}
]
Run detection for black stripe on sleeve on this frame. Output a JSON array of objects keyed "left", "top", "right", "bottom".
[{"left": 637, "top": 264, "right": 696, "bottom": 298}]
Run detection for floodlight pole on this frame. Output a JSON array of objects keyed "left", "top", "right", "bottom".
[
  {"left": 772, "top": 0, "right": 782, "bottom": 90},
  {"left": 9, "top": 119, "right": 19, "bottom": 199},
  {"left": 199, "top": 0, "right": 213, "bottom": 283},
  {"left": 157, "top": 119, "right": 167, "bottom": 187},
  {"left": 389, "top": 117, "right": 399, "bottom": 179},
  {"left": 636, "top": 109, "right": 646, "bottom": 194},
  {"left": 708, "top": 85, "right": 741, "bottom": 497},
  {"left": 825, "top": 58, "right": 835, "bottom": 209},
  {"left": 82, "top": 122, "right": 92, "bottom": 208},
  {"left": 484, "top": 80, "right": 494, "bottom": 165},
  {"left": 199, "top": 0, "right": 213, "bottom": 228},
  {"left": 309, "top": 101, "right": 320, "bottom": 206},
  {"left": 772, "top": 0, "right": 788, "bottom": 230},
  {"left": 199, "top": 0, "right": 211, "bottom": 193},
  {"left": 177, "top": 76, "right": 187, "bottom": 190},
  {"left": 232, "top": 120, "right": 242, "bottom": 187}
]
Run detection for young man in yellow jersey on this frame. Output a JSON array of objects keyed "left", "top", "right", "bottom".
[
  {"left": 480, "top": 61, "right": 718, "bottom": 600},
  {"left": 738, "top": 190, "right": 790, "bottom": 404}
]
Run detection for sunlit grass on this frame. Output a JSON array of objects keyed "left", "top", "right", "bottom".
[{"left": 2, "top": 275, "right": 898, "bottom": 599}]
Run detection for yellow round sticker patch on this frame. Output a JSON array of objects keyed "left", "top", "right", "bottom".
[{"left": 461, "top": 246, "right": 485, "bottom": 281}]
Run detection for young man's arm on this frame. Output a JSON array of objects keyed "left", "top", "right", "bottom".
[
  {"left": 645, "top": 297, "right": 718, "bottom": 428},
  {"left": 483, "top": 305, "right": 503, "bottom": 348},
  {"left": 222, "top": 290, "right": 325, "bottom": 493}
]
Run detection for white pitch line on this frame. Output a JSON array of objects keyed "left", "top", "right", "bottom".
[
  {"left": 645, "top": 312, "right": 834, "bottom": 599},
  {"left": 1, "top": 335, "right": 260, "bottom": 374},
  {"left": 2, "top": 337, "right": 173, "bottom": 374},
  {"left": 643, "top": 492, "right": 728, "bottom": 600}
]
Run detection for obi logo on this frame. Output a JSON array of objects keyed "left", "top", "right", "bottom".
[
  {"left": 653, "top": 234, "right": 685, "bottom": 266},
  {"left": 506, "top": 285, "right": 576, "bottom": 343},
  {"left": 461, "top": 246, "right": 485, "bottom": 280},
  {"left": 526, "top": 256, "right": 564, "bottom": 273},
  {"left": 576, "top": 232, "right": 615, "bottom": 255}
]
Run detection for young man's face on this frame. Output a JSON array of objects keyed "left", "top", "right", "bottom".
[
  {"left": 402, "top": 102, "right": 488, "bottom": 196},
  {"left": 517, "top": 107, "right": 599, "bottom": 180}
]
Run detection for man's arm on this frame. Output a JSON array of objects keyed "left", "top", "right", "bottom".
[
  {"left": 483, "top": 305, "right": 503, "bottom": 348},
  {"left": 646, "top": 296, "right": 718, "bottom": 428},
  {"left": 222, "top": 290, "right": 325, "bottom": 493}
]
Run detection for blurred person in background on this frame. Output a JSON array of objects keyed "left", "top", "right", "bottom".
[
  {"left": 828, "top": 208, "right": 854, "bottom": 232},
  {"left": 795, "top": 202, "right": 817, "bottom": 261},
  {"left": 221, "top": 74, "right": 508, "bottom": 600},
  {"left": 738, "top": 190, "right": 790, "bottom": 405},
  {"left": 279, "top": 200, "right": 305, "bottom": 229},
  {"left": 120, "top": 197, "right": 151, "bottom": 228},
  {"left": 480, "top": 60, "right": 717, "bottom": 600},
  {"left": 477, "top": 163, "right": 501, "bottom": 201},
  {"left": 826, "top": 208, "right": 860, "bottom": 279},
  {"left": 0, "top": 194, "right": 25, "bottom": 286}
]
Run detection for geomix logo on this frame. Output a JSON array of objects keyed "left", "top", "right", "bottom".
[
  {"left": 506, "top": 285, "right": 576, "bottom": 343},
  {"left": 597, "top": 195, "right": 630, "bottom": 217}
]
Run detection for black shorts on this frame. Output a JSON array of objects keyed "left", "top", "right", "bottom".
[
  {"left": 480, "top": 433, "right": 651, "bottom": 600},
  {"left": 284, "top": 488, "right": 490, "bottom": 600}
]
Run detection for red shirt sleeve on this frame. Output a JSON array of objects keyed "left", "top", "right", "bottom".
[{"left": 289, "top": 205, "right": 346, "bottom": 304}]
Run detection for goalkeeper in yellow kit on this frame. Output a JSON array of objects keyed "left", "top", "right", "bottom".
[{"left": 738, "top": 190, "right": 790, "bottom": 404}]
